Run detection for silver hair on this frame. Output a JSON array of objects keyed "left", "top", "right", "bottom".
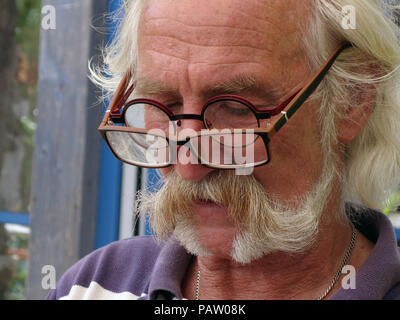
[
  {"left": 89, "top": 0, "right": 400, "bottom": 212},
  {"left": 302, "top": 0, "right": 400, "bottom": 211}
]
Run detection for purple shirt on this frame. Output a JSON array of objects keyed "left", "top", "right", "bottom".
[{"left": 47, "top": 207, "right": 400, "bottom": 300}]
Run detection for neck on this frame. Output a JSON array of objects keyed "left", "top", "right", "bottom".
[{"left": 182, "top": 202, "right": 373, "bottom": 300}]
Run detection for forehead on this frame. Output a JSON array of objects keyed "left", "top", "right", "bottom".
[
  {"left": 140, "top": 0, "right": 307, "bottom": 34},
  {"left": 137, "top": 0, "right": 311, "bottom": 97}
]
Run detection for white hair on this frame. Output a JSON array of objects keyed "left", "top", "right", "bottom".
[
  {"left": 302, "top": 0, "right": 400, "bottom": 211},
  {"left": 89, "top": 0, "right": 145, "bottom": 98},
  {"left": 90, "top": 0, "right": 400, "bottom": 212}
]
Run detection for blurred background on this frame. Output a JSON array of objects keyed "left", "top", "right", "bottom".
[
  {"left": 0, "top": 0, "right": 159, "bottom": 300},
  {"left": 0, "top": 0, "right": 399, "bottom": 300},
  {"left": 0, "top": 0, "right": 41, "bottom": 300}
]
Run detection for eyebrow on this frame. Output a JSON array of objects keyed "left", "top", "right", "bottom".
[
  {"left": 134, "top": 74, "right": 281, "bottom": 104},
  {"left": 134, "top": 77, "right": 179, "bottom": 96},
  {"left": 202, "top": 74, "right": 280, "bottom": 103}
]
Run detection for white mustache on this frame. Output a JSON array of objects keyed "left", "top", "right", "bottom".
[{"left": 137, "top": 158, "right": 339, "bottom": 263}]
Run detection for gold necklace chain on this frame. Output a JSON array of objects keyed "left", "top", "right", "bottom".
[{"left": 195, "top": 223, "right": 357, "bottom": 300}]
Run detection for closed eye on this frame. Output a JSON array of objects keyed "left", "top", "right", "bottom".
[{"left": 166, "top": 102, "right": 183, "bottom": 113}]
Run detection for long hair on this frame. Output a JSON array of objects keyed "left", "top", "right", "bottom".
[
  {"left": 302, "top": 0, "right": 400, "bottom": 210},
  {"left": 89, "top": 0, "right": 400, "bottom": 212}
]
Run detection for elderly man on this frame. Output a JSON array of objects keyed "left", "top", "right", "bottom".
[{"left": 48, "top": 0, "right": 400, "bottom": 300}]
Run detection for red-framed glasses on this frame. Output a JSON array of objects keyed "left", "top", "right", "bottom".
[{"left": 98, "top": 42, "right": 351, "bottom": 169}]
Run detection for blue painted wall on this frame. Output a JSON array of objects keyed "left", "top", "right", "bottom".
[{"left": 94, "top": 0, "right": 124, "bottom": 249}]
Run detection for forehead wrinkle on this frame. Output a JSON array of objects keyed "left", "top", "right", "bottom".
[
  {"left": 143, "top": 18, "right": 275, "bottom": 48},
  {"left": 142, "top": 0, "right": 310, "bottom": 55},
  {"left": 142, "top": 22, "right": 275, "bottom": 56}
]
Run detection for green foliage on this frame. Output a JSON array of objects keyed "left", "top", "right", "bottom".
[
  {"left": 382, "top": 191, "right": 400, "bottom": 215},
  {"left": 2, "top": 0, "right": 42, "bottom": 301},
  {"left": 14, "top": 0, "right": 42, "bottom": 216},
  {"left": 15, "top": 0, "right": 42, "bottom": 61},
  {"left": 5, "top": 233, "right": 29, "bottom": 300},
  {"left": 5, "top": 258, "right": 27, "bottom": 300}
]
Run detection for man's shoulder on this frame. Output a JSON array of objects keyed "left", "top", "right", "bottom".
[
  {"left": 47, "top": 236, "right": 164, "bottom": 299},
  {"left": 384, "top": 278, "right": 400, "bottom": 300},
  {"left": 330, "top": 205, "right": 400, "bottom": 300}
]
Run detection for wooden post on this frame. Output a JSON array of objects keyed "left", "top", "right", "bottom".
[{"left": 27, "top": 0, "right": 108, "bottom": 299}]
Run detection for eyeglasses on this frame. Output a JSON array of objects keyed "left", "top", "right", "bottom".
[{"left": 98, "top": 42, "right": 351, "bottom": 169}]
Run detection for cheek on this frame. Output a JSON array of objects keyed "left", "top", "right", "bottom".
[
  {"left": 253, "top": 109, "right": 324, "bottom": 199},
  {"left": 272, "top": 114, "right": 321, "bottom": 164},
  {"left": 159, "top": 167, "right": 173, "bottom": 178}
]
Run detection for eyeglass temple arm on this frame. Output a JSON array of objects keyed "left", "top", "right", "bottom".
[
  {"left": 269, "top": 42, "right": 352, "bottom": 138},
  {"left": 100, "top": 69, "right": 134, "bottom": 126}
]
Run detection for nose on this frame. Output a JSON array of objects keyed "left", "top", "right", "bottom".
[{"left": 173, "top": 118, "right": 215, "bottom": 181}]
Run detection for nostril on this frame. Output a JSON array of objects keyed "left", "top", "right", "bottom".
[{"left": 177, "top": 120, "right": 182, "bottom": 127}]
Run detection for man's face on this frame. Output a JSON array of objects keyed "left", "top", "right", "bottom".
[{"left": 136, "top": 0, "right": 326, "bottom": 259}]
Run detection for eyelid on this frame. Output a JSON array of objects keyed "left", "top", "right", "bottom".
[
  {"left": 238, "top": 94, "right": 279, "bottom": 108},
  {"left": 165, "top": 101, "right": 182, "bottom": 110},
  {"left": 254, "top": 103, "right": 276, "bottom": 110}
]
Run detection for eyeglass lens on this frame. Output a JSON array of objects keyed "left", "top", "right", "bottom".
[{"left": 104, "top": 100, "right": 270, "bottom": 167}]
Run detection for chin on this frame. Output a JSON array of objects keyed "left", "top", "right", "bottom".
[{"left": 172, "top": 221, "right": 270, "bottom": 264}]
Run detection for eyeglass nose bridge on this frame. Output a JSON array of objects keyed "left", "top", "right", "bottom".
[
  {"left": 169, "top": 136, "right": 192, "bottom": 146},
  {"left": 170, "top": 114, "right": 204, "bottom": 127},
  {"left": 167, "top": 135, "right": 196, "bottom": 165}
]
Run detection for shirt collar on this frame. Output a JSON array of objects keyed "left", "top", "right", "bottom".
[
  {"left": 146, "top": 207, "right": 400, "bottom": 300},
  {"left": 330, "top": 208, "right": 400, "bottom": 299},
  {"left": 148, "top": 236, "right": 193, "bottom": 300}
]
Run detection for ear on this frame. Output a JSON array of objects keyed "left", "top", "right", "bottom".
[{"left": 337, "top": 83, "right": 376, "bottom": 144}]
